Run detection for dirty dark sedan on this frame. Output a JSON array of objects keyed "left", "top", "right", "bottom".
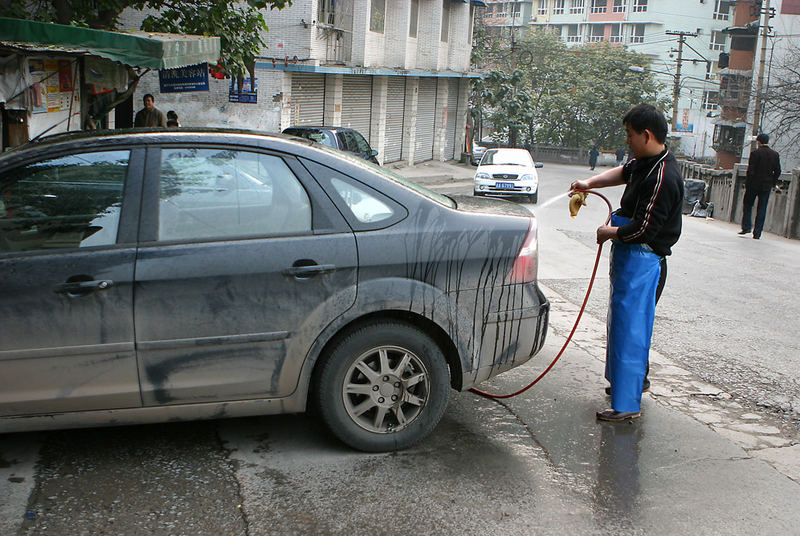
[{"left": 0, "top": 129, "right": 549, "bottom": 452}]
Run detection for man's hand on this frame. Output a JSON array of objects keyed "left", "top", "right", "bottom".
[
  {"left": 570, "top": 179, "right": 590, "bottom": 193},
  {"left": 596, "top": 225, "right": 619, "bottom": 245}
]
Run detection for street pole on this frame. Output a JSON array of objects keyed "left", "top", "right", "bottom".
[
  {"left": 665, "top": 31, "right": 697, "bottom": 131},
  {"left": 750, "top": 0, "right": 771, "bottom": 151}
]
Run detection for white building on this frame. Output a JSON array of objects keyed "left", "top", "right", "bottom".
[
  {"left": 129, "top": 0, "right": 482, "bottom": 165},
  {"left": 482, "top": 0, "right": 734, "bottom": 158}
]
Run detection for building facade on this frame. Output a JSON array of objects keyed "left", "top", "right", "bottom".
[{"left": 128, "top": 0, "right": 480, "bottom": 165}]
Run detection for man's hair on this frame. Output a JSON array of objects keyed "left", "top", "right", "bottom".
[
  {"left": 622, "top": 104, "right": 668, "bottom": 144},
  {"left": 143, "top": 93, "right": 155, "bottom": 102},
  {"left": 756, "top": 133, "right": 769, "bottom": 144}
]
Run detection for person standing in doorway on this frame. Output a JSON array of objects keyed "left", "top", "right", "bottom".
[
  {"left": 134, "top": 94, "right": 167, "bottom": 127},
  {"left": 589, "top": 147, "right": 600, "bottom": 170},
  {"left": 739, "top": 133, "right": 781, "bottom": 240},
  {"left": 570, "top": 104, "right": 683, "bottom": 422}
]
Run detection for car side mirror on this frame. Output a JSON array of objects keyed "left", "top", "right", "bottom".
[
  {"left": 535, "top": 162, "right": 543, "bottom": 168},
  {"left": 369, "top": 150, "right": 378, "bottom": 158}
]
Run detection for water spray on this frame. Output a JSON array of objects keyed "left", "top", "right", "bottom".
[{"left": 470, "top": 189, "right": 612, "bottom": 399}]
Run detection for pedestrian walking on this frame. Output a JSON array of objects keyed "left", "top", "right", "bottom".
[
  {"left": 589, "top": 147, "right": 599, "bottom": 170},
  {"left": 134, "top": 94, "right": 167, "bottom": 127},
  {"left": 615, "top": 147, "right": 626, "bottom": 166},
  {"left": 739, "top": 133, "right": 781, "bottom": 240},
  {"left": 570, "top": 104, "right": 683, "bottom": 422}
]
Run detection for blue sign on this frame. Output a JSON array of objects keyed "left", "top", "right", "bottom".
[
  {"left": 229, "top": 77, "right": 258, "bottom": 104},
  {"left": 159, "top": 63, "right": 210, "bottom": 93}
]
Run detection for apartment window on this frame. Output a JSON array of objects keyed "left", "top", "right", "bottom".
[
  {"left": 513, "top": 2, "right": 523, "bottom": 17},
  {"left": 613, "top": 0, "right": 626, "bottom": 12},
  {"left": 702, "top": 90, "right": 719, "bottom": 110},
  {"left": 632, "top": 0, "right": 647, "bottom": 12},
  {"left": 441, "top": 0, "right": 450, "bottom": 42},
  {"left": 610, "top": 24, "right": 623, "bottom": 42},
  {"left": 538, "top": 0, "right": 548, "bottom": 15},
  {"left": 570, "top": 0, "right": 586, "bottom": 14},
  {"left": 370, "top": 0, "right": 385, "bottom": 33},
  {"left": 566, "top": 24, "right": 582, "bottom": 42},
  {"left": 318, "top": 0, "right": 336, "bottom": 25},
  {"left": 409, "top": 0, "right": 419, "bottom": 37},
  {"left": 589, "top": 25, "right": 605, "bottom": 42},
  {"left": 710, "top": 30, "right": 727, "bottom": 51},
  {"left": 630, "top": 24, "right": 645, "bottom": 43},
  {"left": 713, "top": 0, "right": 730, "bottom": 20},
  {"left": 553, "top": 0, "right": 565, "bottom": 14},
  {"left": 706, "top": 61, "right": 717, "bottom": 80},
  {"left": 591, "top": 0, "right": 607, "bottom": 13}
]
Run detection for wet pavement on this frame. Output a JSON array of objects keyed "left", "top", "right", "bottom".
[{"left": 2, "top": 160, "right": 800, "bottom": 535}]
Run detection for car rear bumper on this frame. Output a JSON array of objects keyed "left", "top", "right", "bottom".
[{"left": 463, "top": 284, "right": 550, "bottom": 388}]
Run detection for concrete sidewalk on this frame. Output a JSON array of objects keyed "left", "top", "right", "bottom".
[{"left": 387, "top": 159, "right": 475, "bottom": 186}]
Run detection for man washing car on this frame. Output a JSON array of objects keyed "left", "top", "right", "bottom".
[{"left": 570, "top": 104, "right": 684, "bottom": 422}]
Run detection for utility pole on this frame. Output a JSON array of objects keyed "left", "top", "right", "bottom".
[
  {"left": 750, "top": 0, "right": 774, "bottom": 151},
  {"left": 665, "top": 30, "right": 697, "bottom": 132}
]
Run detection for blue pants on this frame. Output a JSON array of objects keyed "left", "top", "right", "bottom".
[
  {"left": 741, "top": 186, "right": 771, "bottom": 238},
  {"left": 605, "top": 216, "right": 662, "bottom": 413}
]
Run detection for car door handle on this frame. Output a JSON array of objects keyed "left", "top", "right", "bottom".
[
  {"left": 282, "top": 264, "right": 336, "bottom": 278},
  {"left": 55, "top": 279, "right": 113, "bottom": 296}
]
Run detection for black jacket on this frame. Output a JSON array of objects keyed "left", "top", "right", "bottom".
[
  {"left": 746, "top": 145, "right": 782, "bottom": 190},
  {"left": 616, "top": 148, "right": 683, "bottom": 257}
]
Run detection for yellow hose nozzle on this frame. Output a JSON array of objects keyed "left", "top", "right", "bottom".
[{"left": 569, "top": 191, "right": 588, "bottom": 218}]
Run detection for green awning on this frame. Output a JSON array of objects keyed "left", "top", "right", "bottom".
[{"left": 0, "top": 17, "right": 220, "bottom": 70}]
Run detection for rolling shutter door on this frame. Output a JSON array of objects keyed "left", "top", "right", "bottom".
[
  {"left": 384, "top": 77, "right": 406, "bottom": 163},
  {"left": 341, "top": 75, "right": 373, "bottom": 142},
  {"left": 415, "top": 78, "right": 437, "bottom": 163},
  {"left": 444, "top": 79, "right": 459, "bottom": 161},
  {"left": 291, "top": 73, "right": 325, "bottom": 126}
]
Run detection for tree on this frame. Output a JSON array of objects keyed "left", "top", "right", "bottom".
[
  {"left": 473, "top": 29, "right": 669, "bottom": 149},
  {"left": 763, "top": 43, "right": 800, "bottom": 148},
  {"left": 0, "top": 0, "right": 292, "bottom": 79}
]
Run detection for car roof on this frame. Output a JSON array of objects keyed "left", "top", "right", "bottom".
[
  {"left": 283, "top": 126, "right": 356, "bottom": 133},
  {"left": 0, "top": 128, "right": 320, "bottom": 167}
]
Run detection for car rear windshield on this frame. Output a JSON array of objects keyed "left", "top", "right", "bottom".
[
  {"left": 310, "top": 144, "right": 455, "bottom": 208},
  {"left": 284, "top": 128, "right": 336, "bottom": 148}
]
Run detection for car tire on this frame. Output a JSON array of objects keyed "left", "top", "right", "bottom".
[
  {"left": 315, "top": 321, "right": 450, "bottom": 452},
  {"left": 529, "top": 192, "right": 538, "bottom": 204}
]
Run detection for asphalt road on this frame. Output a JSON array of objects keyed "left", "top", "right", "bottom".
[{"left": 2, "top": 161, "right": 800, "bottom": 535}]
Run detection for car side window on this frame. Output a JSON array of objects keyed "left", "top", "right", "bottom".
[
  {"left": 0, "top": 150, "right": 129, "bottom": 253},
  {"left": 158, "top": 148, "right": 311, "bottom": 241},
  {"left": 336, "top": 132, "right": 349, "bottom": 151},
  {"left": 349, "top": 131, "right": 371, "bottom": 154},
  {"left": 330, "top": 177, "right": 394, "bottom": 224}
]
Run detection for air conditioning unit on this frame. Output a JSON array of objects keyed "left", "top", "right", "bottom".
[{"left": 696, "top": 28, "right": 703, "bottom": 35}]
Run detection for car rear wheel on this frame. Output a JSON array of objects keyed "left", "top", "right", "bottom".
[{"left": 315, "top": 322, "right": 450, "bottom": 452}]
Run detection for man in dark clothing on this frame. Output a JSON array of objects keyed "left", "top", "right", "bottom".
[
  {"left": 739, "top": 133, "right": 781, "bottom": 239},
  {"left": 615, "top": 147, "right": 626, "bottom": 166},
  {"left": 134, "top": 94, "right": 166, "bottom": 127},
  {"left": 570, "top": 104, "right": 683, "bottom": 422},
  {"left": 589, "top": 147, "right": 599, "bottom": 170}
]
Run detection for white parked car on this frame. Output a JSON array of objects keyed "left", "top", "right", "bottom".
[{"left": 473, "top": 148, "right": 543, "bottom": 204}]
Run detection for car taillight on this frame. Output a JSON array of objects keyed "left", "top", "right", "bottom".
[{"left": 506, "top": 218, "right": 538, "bottom": 284}]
